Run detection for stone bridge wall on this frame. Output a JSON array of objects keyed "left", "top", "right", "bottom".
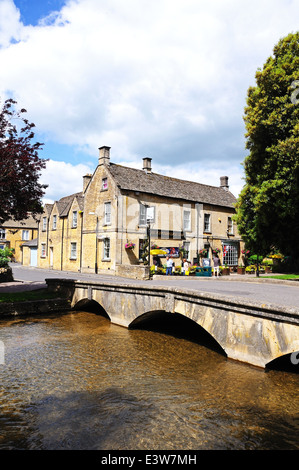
[{"left": 46, "top": 278, "right": 299, "bottom": 368}]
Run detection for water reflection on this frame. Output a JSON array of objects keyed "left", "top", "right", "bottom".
[{"left": 0, "top": 311, "right": 298, "bottom": 450}]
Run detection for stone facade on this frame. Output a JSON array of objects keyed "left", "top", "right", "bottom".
[
  {"left": 0, "top": 215, "right": 38, "bottom": 263},
  {"left": 24, "top": 146, "right": 243, "bottom": 276}
]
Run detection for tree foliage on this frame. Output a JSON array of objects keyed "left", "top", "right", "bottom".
[
  {"left": 0, "top": 98, "right": 48, "bottom": 224},
  {"left": 235, "top": 32, "right": 299, "bottom": 259}
]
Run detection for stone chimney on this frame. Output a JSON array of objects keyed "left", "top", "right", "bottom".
[
  {"left": 143, "top": 157, "right": 152, "bottom": 173},
  {"left": 99, "top": 146, "right": 111, "bottom": 166},
  {"left": 220, "top": 176, "right": 229, "bottom": 191},
  {"left": 83, "top": 174, "right": 92, "bottom": 192}
]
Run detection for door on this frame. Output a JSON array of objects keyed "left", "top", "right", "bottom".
[{"left": 30, "top": 248, "right": 38, "bottom": 267}]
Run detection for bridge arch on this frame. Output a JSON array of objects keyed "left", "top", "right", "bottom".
[
  {"left": 72, "top": 298, "right": 110, "bottom": 319},
  {"left": 266, "top": 350, "right": 299, "bottom": 373},
  {"left": 129, "top": 310, "right": 227, "bottom": 357}
]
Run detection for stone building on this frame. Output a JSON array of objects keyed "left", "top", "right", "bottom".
[
  {"left": 23, "top": 146, "right": 243, "bottom": 278},
  {"left": 0, "top": 215, "right": 38, "bottom": 263}
]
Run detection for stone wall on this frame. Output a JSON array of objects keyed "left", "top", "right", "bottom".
[{"left": 0, "top": 298, "right": 71, "bottom": 317}]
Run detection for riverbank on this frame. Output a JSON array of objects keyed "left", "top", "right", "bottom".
[{"left": 0, "top": 281, "right": 71, "bottom": 317}]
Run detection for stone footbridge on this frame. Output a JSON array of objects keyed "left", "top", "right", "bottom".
[{"left": 46, "top": 278, "right": 299, "bottom": 369}]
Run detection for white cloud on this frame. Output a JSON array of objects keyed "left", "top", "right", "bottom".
[
  {"left": 40, "top": 159, "right": 93, "bottom": 203},
  {"left": 0, "top": 0, "right": 298, "bottom": 201}
]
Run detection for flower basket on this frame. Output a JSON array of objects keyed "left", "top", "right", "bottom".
[{"left": 125, "top": 242, "right": 135, "bottom": 250}]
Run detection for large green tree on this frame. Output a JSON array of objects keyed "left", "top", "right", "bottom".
[
  {"left": 0, "top": 98, "right": 48, "bottom": 224},
  {"left": 235, "top": 32, "right": 299, "bottom": 261}
]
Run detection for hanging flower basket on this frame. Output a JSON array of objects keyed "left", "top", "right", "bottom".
[
  {"left": 199, "top": 249, "right": 208, "bottom": 257},
  {"left": 125, "top": 242, "right": 135, "bottom": 249},
  {"left": 212, "top": 248, "right": 220, "bottom": 255}
]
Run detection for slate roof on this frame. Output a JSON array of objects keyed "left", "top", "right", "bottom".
[
  {"left": 1, "top": 214, "right": 39, "bottom": 229},
  {"left": 108, "top": 164, "right": 236, "bottom": 208},
  {"left": 54, "top": 192, "right": 84, "bottom": 217}
]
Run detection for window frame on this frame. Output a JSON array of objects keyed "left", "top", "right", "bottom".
[
  {"left": 41, "top": 243, "right": 46, "bottom": 258},
  {"left": 103, "top": 237, "right": 110, "bottom": 260},
  {"left": 104, "top": 202, "right": 111, "bottom": 225},
  {"left": 70, "top": 242, "right": 77, "bottom": 260},
  {"left": 72, "top": 211, "right": 78, "bottom": 228},
  {"left": 183, "top": 210, "right": 191, "bottom": 232},
  {"left": 204, "top": 213, "right": 211, "bottom": 232},
  {"left": 102, "top": 177, "right": 108, "bottom": 190},
  {"left": 52, "top": 214, "right": 57, "bottom": 230}
]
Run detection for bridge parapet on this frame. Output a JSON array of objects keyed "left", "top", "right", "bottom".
[{"left": 46, "top": 278, "right": 299, "bottom": 369}]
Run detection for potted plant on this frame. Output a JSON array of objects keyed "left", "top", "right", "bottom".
[
  {"left": 237, "top": 265, "right": 245, "bottom": 274},
  {"left": 221, "top": 264, "right": 230, "bottom": 275}
]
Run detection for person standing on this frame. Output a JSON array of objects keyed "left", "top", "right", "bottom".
[
  {"left": 166, "top": 256, "right": 173, "bottom": 275},
  {"left": 182, "top": 258, "right": 189, "bottom": 275},
  {"left": 213, "top": 254, "right": 220, "bottom": 277}
]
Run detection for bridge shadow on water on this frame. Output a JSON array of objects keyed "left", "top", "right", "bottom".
[{"left": 129, "top": 310, "right": 227, "bottom": 357}]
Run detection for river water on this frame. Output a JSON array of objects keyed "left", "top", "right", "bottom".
[{"left": 0, "top": 310, "right": 298, "bottom": 450}]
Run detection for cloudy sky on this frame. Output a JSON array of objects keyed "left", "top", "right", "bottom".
[{"left": 0, "top": 0, "right": 298, "bottom": 203}]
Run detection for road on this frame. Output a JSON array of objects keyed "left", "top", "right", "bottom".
[{"left": 7, "top": 263, "right": 299, "bottom": 311}]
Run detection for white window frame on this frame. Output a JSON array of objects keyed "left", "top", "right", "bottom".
[
  {"left": 139, "top": 204, "right": 147, "bottom": 226},
  {"left": 223, "top": 243, "right": 238, "bottom": 266},
  {"left": 183, "top": 210, "right": 191, "bottom": 231},
  {"left": 41, "top": 243, "right": 46, "bottom": 258},
  {"left": 42, "top": 217, "right": 47, "bottom": 231},
  {"left": 227, "top": 216, "right": 234, "bottom": 235},
  {"left": 22, "top": 230, "right": 29, "bottom": 241},
  {"left": 72, "top": 211, "right": 78, "bottom": 228},
  {"left": 52, "top": 215, "right": 57, "bottom": 230},
  {"left": 70, "top": 242, "right": 77, "bottom": 260},
  {"left": 103, "top": 238, "right": 110, "bottom": 260},
  {"left": 104, "top": 202, "right": 111, "bottom": 225},
  {"left": 204, "top": 213, "right": 211, "bottom": 232},
  {"left": 0, "top": 229, "right": 5, "bottom": 240}
]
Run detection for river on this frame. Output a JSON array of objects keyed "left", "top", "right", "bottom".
[{"left": 0, "top": 310, "right": 298, "bottom": 450}]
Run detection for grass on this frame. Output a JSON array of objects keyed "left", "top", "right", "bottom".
[
  {"left": 0, "top": 289, "right": 61, "bottom": 303},
  {"left": 260, "top": 274, "right": 299, "bottom": 280}
]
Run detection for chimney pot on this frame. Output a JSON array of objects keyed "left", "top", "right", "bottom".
[
  {"left": 143, "top": 157, "right": 152, "bottom": 173},
  {"left": 99, "top": 146, "right": 111, "bottom": 166},
  {"left": 220, "top": 176, "right": 229, "bottom": 190}
]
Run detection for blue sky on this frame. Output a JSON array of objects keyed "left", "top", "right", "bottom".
[
  {"left": 14, "top": 0, "right": 67, "bottom": 25},
  {"left": 0, "top": 0, "right": 298, "bottom": 203}
]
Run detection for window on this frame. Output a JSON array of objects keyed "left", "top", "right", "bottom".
[
  {"left": 22, "top": 230, "right": 29, "bottom": 241},
  {"left": 227, "top": 217, "right": 233, "bottom": 234},
  {"left": 223, "top": 244, "right": 238, "bottom": 266},
  {"left": 139, "top": 204, "right": 155, "bottom": 225},
  {"left": 41, "top": 243, "right": 46, "bottom": 258},
  {"left": 52, "top": 215, "right": 57, "bottom": 230},
  {"left": 102, "top": 178, "right": 108, "bottom": 190},
  {"left": 103, "top": 238, "right": 110, "bottom": 260},
  {"left": 42, "top": 217, "right": 47, "bottom": 231},
  {"left": 183, "top": 210, "right": 191, "bottom": 231},
  {"left": 139, "top": 204, "right": 147, "bottom": 225},
  {"left": 0, "top": 229, "right": 5, "bottom": 240},
  {"left": 104, "top": 202, "right": 111, "bottom": 225},
  {"left": 70, "top": 242, "right": 77, "bottom": 259},
  {"left": 72, "top": 211, "right": 78, "bottom": 228},
  {"left": 204, "top": 213, "right": 211, "bottom": 232}
]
